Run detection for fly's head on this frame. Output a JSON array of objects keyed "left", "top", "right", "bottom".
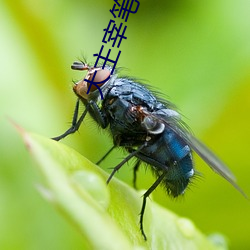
[{"left": 71, "top": 61, "right": 112, "bottom": 101}]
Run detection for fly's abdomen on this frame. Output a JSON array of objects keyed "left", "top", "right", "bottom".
[
  {"left": 164, "top": 153, "right": 193, "bottom": 197},
  {"left": 163, "top": 129, "right": 194, "bottom": 196},
  {"left": 137, "top": 128, "right": 194, "bottom": 197}
]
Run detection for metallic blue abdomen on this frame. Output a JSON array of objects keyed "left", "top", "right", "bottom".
[{"left": 137, "top": 128, "right": 194, "bottom": 197}]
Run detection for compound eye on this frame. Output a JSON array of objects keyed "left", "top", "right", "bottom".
[{"left": 87, "top": 68, "right": 110, "bottom": 92}]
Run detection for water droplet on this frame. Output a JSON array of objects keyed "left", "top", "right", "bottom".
[
  {"left": 71, "top": 170, "right": 110, "bottom": 209},
  {"left": 177, "top": 217, "right": 196, "bottom": 238}
]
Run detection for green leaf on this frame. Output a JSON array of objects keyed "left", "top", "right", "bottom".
[{"left": 19, "top": 128, "right": 226, "bottom": 250}]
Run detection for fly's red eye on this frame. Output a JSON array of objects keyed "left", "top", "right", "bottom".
[{"left": 87, "top": 68, "right": 110, "bottom": 92}]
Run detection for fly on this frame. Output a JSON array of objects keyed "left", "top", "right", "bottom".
[{"left": 52, "top": 61, "right": 247, "bottom": 240}]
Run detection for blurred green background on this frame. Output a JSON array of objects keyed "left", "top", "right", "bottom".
[{"left": 1, "top": 0, "right": 250, "bottom": 249}]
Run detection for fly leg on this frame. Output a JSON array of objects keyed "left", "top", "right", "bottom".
[
  {"left": 52, "top": 99, "right": 107, "bottom": 141},
  {"left": 133, "top": 160, "right": 141, "bottom": 189},
  {"left": 96, "top": 145, "right": 116, "bottom": 165},
  {"left": 140, "top": 172, "right": 166, "bottom": 240},
  {"left": 88, "top": 100, "right": 107, "bottom": 129},
  {"left": 107, "top": 144, "right": 146, "bottom": 184},
  {"left": 52, "top": 99, "right": 88, "bottom": 141}
]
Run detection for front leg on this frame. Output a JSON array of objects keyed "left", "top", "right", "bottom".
[
  {"left": 52, "top": 99, "right": 108, "bottom": 141},
  {"left": 88, "top": 100, "right": 108, "bottom": 129},
  {"left": 52, "top": 99, "right": 88, "bottom": 141}
]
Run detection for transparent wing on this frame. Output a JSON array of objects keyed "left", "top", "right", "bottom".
[
  {"left": 170, "top": 122, "right": 247, "bottom": 198},
  {"left": 149, "top": 110, "right": 247, "bottom": 198}
]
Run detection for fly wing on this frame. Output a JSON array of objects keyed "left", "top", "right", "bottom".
[
  {"left": 150, "top": 109, "right": 247, "bottom": 198},
  {"left": 169, "top": 122, "right": 247, "bottom": 198}
]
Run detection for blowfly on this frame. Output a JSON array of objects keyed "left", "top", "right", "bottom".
[{"left": 52, "top": 61, "right": 246, "bottom": 240}]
